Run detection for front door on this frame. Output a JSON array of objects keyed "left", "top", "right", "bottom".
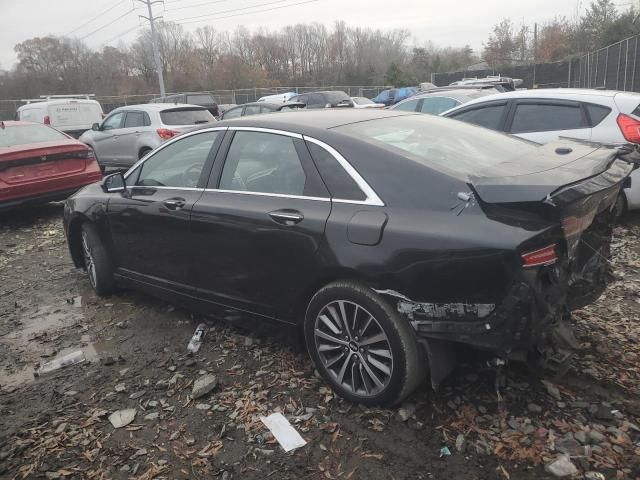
[
  {"left": 114, "top": 110, "right": 150, "bottom": 166},
  {"left": 190, "top": 129, "right": 331, "bottom": 318},
  {"left": 93, "top": 111, "right": 125, "bottom": 165},
  {"left": 106, "top": 130, "right": 222, "bottom": 289}
]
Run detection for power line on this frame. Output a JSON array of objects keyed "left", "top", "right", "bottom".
[
  {"left": 78, "top": 8, "right": 137, "bottom": 40},
  {"left": 176, "top": 0, "right": 320, "bottom": 25},
  {"left": 169, "top": 0, "right": 315, "bottom": 23},
  {"left": 64, "top": 0, "right": 129, "bottom": 36},
  {"left": 164, "top": 0, "right": 231, "bottom": 12},
  {"left": 102, "top": 24, "right": 142, "bottom": 45}
]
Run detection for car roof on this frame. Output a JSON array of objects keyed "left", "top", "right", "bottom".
[
  {"left": 0, "top": 120, "right": 39, "bottom": 127},
  {"left": 407, "top": 89, "right": 495, "bottom": 101},
  {"left": 115, "top": 103, "right": 207, "bottom": 112},
  {"left": 210, "top": 109, "right": 414, "bottom": 136},
  {"left": 234, "top": 102, "right": 280, "bottom": 108}
]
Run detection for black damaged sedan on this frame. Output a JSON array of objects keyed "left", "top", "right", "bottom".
[{"left": 63, "top": 109, "right": 635, "bottom": 405}]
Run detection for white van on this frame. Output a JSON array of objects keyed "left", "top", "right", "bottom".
[
  {"left": 257, "top": 92, "right": 296, "bottom": 104},
  {"left": 17, "top": 95, "right": 104, "bottom": 138}
]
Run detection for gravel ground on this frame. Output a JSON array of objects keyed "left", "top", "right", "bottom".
[{"left": 1, "top": 204, "right": 639, "bottom": 480}]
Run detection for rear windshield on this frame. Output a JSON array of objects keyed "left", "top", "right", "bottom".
[
  {"left": 160, "top": 108, "right": 215, "bottom": 126},
  {"left": 325, "top": 91, "right": 351, "bottom": 103},
  {"left": 333, "top": 114, "right": 540, "bottom": 179},
  {"left": 0, "top": 124, "right": 67, "bottom": 147},
  {"left": 186, "top": 94, "right": 216, "bottom": 105}
]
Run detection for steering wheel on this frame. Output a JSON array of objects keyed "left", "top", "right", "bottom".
[{"left": 182, "top": 164, "right": 203, "bottom": 188}]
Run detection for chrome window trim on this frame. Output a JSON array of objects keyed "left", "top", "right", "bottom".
[
  {"left": 228, "top": 126, "right": 303, "bottom": 139},
  {"left": 303, "top": 136, "right": 385, "bottom": 206},
  {"left": 203, "top": 188, "right": 330, "bottom": 202},
  {"left": 123, "top": 126, "right": 228, "bottom": 180},
  {"left": 132, "top": 185, "right": 203, "bottom": 192}
]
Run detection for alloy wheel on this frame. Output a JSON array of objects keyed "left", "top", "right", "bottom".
[
  {"left": 81, "top": 231, "right": 97, "bottom": 289},
  {"left": 314, "top": 300, "right": 393, "bottom": 397}
]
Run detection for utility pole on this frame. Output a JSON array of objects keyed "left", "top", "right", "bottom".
[
  {"left": 533, "top": 22, "right": 538, "bottom": 88},
  {"left": 138, "top": 0, "right": 166, "bottom": 96}
]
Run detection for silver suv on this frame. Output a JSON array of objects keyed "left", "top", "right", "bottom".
[
  {"left": 443, "top": 88, "right": 640, "bottom": 215},
  {"left": 79, "top": 104, "right": 215, "bottom": 169}
]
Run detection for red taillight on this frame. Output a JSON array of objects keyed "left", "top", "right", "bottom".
[
  {"left": 85, "top": 148, "right": 95, "bottom": 161},
  {"left": 43, "top": 115, "right": 50, "bottom": 125},
  {"left": 616, "top": 113, "right": 640, "bottom": 143},
  {"left": 521, "top": 244, "right": 558, "bottom": 268},
  {"left": 157, "top": 128, "right": 178, "bottom": 139}
]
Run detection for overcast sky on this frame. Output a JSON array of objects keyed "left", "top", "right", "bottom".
[{"left": 0, "top": 0, "right": 593, "bottom": 69}]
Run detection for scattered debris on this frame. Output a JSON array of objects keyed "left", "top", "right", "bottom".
[
  {"left": 397, "top": 403, "right": 416, "bottom": 422},
  {"left": 34, "top": 350, "right": 85, "bottom": 376},
  {"left": 439, "top": 446, "right": 452, "bottom": 458},
  {"left": 108, "top": 408, "right": 137, "bottom": 428},
  {"left": 260, "top": 412, "right": 307, "bottom": 452},
  {"left": 187, "top": 323, "right": 207, "bottom": 354},
  {"left": 544, "top": 455, "right": 578, "bottom": 478},
  {"left": 191, "top": 374, "right": 217, "bottom": 399}
]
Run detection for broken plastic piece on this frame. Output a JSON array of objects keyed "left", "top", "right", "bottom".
[
  {"left": 440, "top": 446, "right": 451, "bottom": 457},
  {"left": 34, "top": 350, "right": 86, "bottom": 377},
  {"left": 187, "top": 323, "right": 207, "bottom": 354},
  {"left": 260, "top": 412, "right": 307, "bottom": 452}
]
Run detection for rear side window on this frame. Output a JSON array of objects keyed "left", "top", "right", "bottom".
[
  {"left": 124, "top": 111, "right": 149, "bottom": 128},
  {"left": 160, "top": 108, "right": 214, "bottom": 125},
  {"left": 394, "top": 99, "right": 419, "bottom": 112},
  {"left": 222, "top": 107, "right": 242, "bottom": 119},
  {"left": 421, "top": 97, "right": 460, "bottom": 115},
  {"left": 307, "top": 142, "right": 366, "bottom": 201},
  {"left": 585, "top": 103, "right": 611, "bottom": 126},
  {"left": 511, "top": 103, "right": 587, "bottom": 133},
  {"left": 450, "top": 104, "right": 506, "bottom": 130},
  {"left": 244, "top": 105, "right": 261, "bottom": 116}
]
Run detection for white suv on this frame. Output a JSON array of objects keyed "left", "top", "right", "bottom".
[{"left": 443, "top": 88, "right": 640, "bottom": 214}]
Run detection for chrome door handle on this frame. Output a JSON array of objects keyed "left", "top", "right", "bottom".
[
  {"left": 163, "top": 198, "right": 186, "bottom": 210},
  {"left": 268, "top": 210, "right": 304, "bottom": 225}
]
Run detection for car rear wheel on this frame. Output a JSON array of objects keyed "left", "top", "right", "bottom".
[
  {"left": 613, "top": 192, "right": 627, "bottom": 219},
  {"left": 305, "top": 281, "right": 425, "bottom": 406},
  {"left": 139, "top": 147, "right": 152, "bottom": 159},
  {"left": 81, "top": 223, "right": 115, "bottom": 296}
]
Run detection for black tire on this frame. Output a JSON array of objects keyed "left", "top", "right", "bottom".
[
  {"left": 139, "top": 147, "right": 152, "bottom": 159},
  {"left": 304, "top": 281, "right": 425, "bottom": 406},
  {"left": 81, "top": 223, "right": 116, "bottom": 296},
  {"left": 613, "top": 192, "right": 627, "bottom": 220}
]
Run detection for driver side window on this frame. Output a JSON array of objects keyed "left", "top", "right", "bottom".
[
  {"left": 136, "top": 132, "right": 219, "bottom": 188},
  {"left": 102, "top": 112, "right": 124, "bottom": 130}
]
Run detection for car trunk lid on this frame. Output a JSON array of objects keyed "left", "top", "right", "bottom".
[
  {"left": 470, "top": 140, "right": 637, "bottom": 308},
  {"left": 0, "top": 140, "right": 90, "bottom": 185}
]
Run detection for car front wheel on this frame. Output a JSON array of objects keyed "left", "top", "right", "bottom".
[
  {"left": 305, "top": 281, "right": 425, "bottom": 406},
  {"left": 81, "top": 223, "right": 115, "bottom": 296}
]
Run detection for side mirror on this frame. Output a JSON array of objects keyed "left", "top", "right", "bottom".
[
  {"left": 101, "top": 172, "right": 126, "bottom": 193},
  {"left": 92, "top": 123, "right": 100, "bottom": 131}
]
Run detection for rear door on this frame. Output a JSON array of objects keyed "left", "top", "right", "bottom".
[
  {"left": 189, "top": 128, "right": 331, "bottom": 318},
  {"left": 506, "top": 100, "right": 592, "bottom": 143},
  {"left": 93, "top": 111, "right": 125, "bottom": 165},
  {"left": 107, "top": 130, "right": 223, "bottom": 288}
]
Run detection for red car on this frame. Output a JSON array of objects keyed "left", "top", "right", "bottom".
[{"left": 0, "top": 121, "right": 102, "bottom": 210}]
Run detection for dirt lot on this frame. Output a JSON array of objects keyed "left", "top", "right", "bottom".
[{"left": 1, "top": 204, "right": 639, "bottom": 480}]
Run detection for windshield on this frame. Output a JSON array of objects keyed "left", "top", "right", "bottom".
[
  {"left": 325, "top": 91, "right": 351, "bottom": 103},
  {"left": 160, "top": 108, "right": 215, "bottom": 125},
  {"left": 186, "top": 94, "right": 216, "bottom": 105},
  {"left": 0, "top": 124, "right": 67, "bottom": 147},
  {"left": 333, "top": 115, "right": 541, "bottom": 179}
]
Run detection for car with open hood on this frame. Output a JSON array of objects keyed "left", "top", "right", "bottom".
[{"left": 63, "top": 109, "right": 636, "bottom": 405}]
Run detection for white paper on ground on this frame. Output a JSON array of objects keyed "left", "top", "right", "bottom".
[{"left": 260, "top": 412, "right": 307, "bottom": 452}]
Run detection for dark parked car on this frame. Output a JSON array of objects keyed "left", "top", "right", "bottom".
[
  {"left": 372, "top": 87, "right": 419, "bottom": 106},
  {"left": 151, "top": 93, "right": 219, "bottom": 118},
  {"left": 1, "top": 121, "right": 102, "bottom": 211},
  {"left": 63, "top": 110, "right": 634, "bottom": 405},
  {"left": 220, "top": 102, "right": 305, "bottom": 120},
  {"left": 289, "top": 91, "right": 353, "bottom": 109}
]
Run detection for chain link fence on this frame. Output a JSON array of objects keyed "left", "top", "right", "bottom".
[
  {"left": 0, "top": 85, "right": 391, "bottom": 119},
  {"left": 432, "top": 35, "right": 640, "bottom": 92}
]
